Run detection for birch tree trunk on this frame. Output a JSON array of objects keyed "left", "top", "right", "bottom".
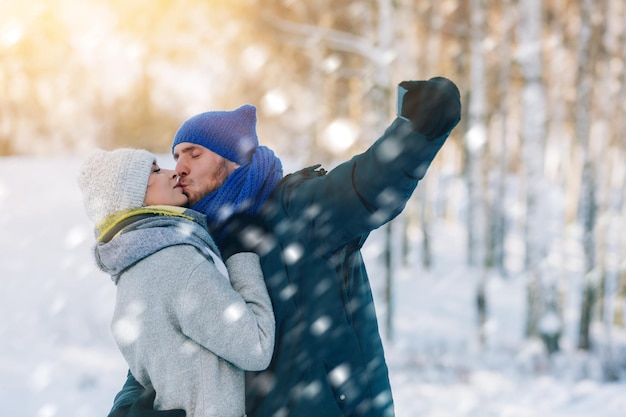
[
  {"left": 613, "top": 3, "right": 626, "bottom": 328},
  {"left": 488, "top": 0, "right": 514, "bottom": 276},
  {"left": 465, "top": 0, "right": 487, "bottom": 269},
  {"left": 575, "top": 0, "right": 599, "bottom": 351},
  {"left": 595, "top": 0, "right": 620, "bottom": 351},
  {"left": 517, "top": 0, "right": 556, "bottom": 350},
  {"left": 415, "top": 0, "right": 444, "bottom": 270},
  {"left": 545, "top": 0, "right": 572, "bottom": 336},
  {"left": 466, "top": 0, "right": 489, "bottom": 346},
  {"left": 390, "top": 0, "right": 423, "bottom": 268}
]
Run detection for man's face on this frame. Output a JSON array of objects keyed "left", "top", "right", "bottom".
[{"left": 173, "top": 143, "right": 240, "bottom": 206}]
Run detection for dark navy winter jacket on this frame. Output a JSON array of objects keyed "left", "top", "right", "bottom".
[{"left": 109, "top": 117, "right": 449, "bottom": 417}]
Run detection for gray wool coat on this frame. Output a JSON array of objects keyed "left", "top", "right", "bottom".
[{"left": 97, "top": 209, "right": 275, "bottom": 417}]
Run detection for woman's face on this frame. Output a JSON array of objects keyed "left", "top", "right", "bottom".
[{"left": 143, "top": 163, "right": 189, "bottom": 207}]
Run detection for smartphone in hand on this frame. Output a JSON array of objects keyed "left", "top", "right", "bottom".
[{"left": 397, "top": 84, "right": 409, "bottom": 121}]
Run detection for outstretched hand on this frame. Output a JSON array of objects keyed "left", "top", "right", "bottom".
[
  {"left": 109, "top": 388, "right": 186, "bottom": 417},
  {"left": 399, "top": 77, "right": 461, "bottom": 139}
]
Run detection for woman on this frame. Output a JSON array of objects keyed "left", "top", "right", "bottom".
[{"left": 77, "top": 148, "right": 275, "bottom": 417}]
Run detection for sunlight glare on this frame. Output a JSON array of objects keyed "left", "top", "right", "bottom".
[
  {"left": 180, "top": 339, "right": 200, "bottom": 356},
  {"left": 37, "top": 403, "right": 58, "bottom": 417},
  {"left": 241, "top": 44, "right": 268, "bottom": 73},
  {"left": 262, "top": 90, "right": 289, "bottom": 116},
  {"left": 465, "top": 124, "right": 487, "bottom": 152},
  {"left": 311, "top": 315, "right": 331, "bottom": 336},
  {"left": 329, "top": 363, "right": 350, "bottom": 386},
  {"left": 279, "top": 284, "right": 297, "bottom": 301},
  {"left": 31, "top": 362, "right": 53, "bottom": 390},
  {"left": 283, "top": 243, "right": 303, "bottom": 264},
  {"left": 64, "top": 225, "right": 87, "bottom": 248},
  {"left": 112, "top": 316, "right": 141, "bottom": 346},
  {"left": 322, "top": 54, "right": 341, "bottom": 74},
  {"left": 0, "top": 20, "right": 23, "bottom": 47},
  {"left": 302, "top": 380, "right": 322, "bottom": 398},
  {"left": 224, "top": 302, "right": 245, "bottom": 323},
  {"left": 320, "top": 118, "right": 358, "bottom": 156}
]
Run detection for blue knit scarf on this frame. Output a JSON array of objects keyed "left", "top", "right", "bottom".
[{"left": 191, "top": 146, "right": 283, "bottom": 238}]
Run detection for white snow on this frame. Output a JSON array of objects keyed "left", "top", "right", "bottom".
[{"left": 0, "top": 155, "right": 624, "bottom": 417}]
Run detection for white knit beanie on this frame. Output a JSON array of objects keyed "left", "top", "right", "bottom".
[{"left": 77, "top": 148, "right": 156, "bottom": 224}]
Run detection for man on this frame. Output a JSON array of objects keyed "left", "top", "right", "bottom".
[{"left": 108, "top": 77, "right": 461, "bottom": 417}]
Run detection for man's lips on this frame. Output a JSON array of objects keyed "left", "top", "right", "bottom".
[{"left": 174, "top": 182, "right": 189, "bottom": 196}]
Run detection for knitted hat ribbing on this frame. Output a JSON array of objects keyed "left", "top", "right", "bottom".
[
  {"left": 171, "top": 104, "right": 258, "bottom": 165},
  {"left": 77, "top": 148, "right": 156, "bottom": 224}
]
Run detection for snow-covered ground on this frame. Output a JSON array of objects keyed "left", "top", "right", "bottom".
[{"left": 1, "top": 155, "right": 624, "bottom": 417}]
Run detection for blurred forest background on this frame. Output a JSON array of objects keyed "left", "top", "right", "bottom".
[{"left": 2, "top": 0, "right": 626, "bottom": 376}]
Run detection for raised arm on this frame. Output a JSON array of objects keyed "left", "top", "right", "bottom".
[{"left": 278, "top": 77, "right": 461, "bottom": 252}]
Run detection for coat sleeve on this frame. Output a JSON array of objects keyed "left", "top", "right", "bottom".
[
  {"left": 106, "top": 370, "right": 144, "bottom": 417},
  {"left": 177, "top": 252, "right": 275, "bottom": 371},
  {"left": 279, "top": 117, "right": 449, "bottom": 252}
]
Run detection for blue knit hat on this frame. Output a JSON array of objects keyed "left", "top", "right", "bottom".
[{"left": 171, "top": 104, "right": 258, "bottom": 165}]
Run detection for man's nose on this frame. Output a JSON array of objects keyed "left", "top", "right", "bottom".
[{"left": 175, "top": 161, "right": 187, "bottom": 176}]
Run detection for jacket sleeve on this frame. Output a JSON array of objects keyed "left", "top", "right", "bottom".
[
  {"left": 177, "top": 252, "right": 275, "bottom": 371},
  {"left": 106, "top": 370, "right": 144, "bottom": 417},
  {"left": 279, "top": 117, "right": 448, "bottom": 252}
]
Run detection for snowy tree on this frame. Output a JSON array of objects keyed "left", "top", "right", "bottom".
[
  {"left": 516, "top": 0, "right": 561, "bottom": 352},
  {"left": 574, "top": 0, "right": 600, "bottom": 351},
  {"left": 465, "top": 0, "right": 489, "bottom": 345}
]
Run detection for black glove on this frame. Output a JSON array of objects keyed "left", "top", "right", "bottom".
[
  {"left": 108, "top": 388, "right": 185, "bottom": 417},
  {"left": 399, "top": 77, "right": 461, "bottom": 139}
]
